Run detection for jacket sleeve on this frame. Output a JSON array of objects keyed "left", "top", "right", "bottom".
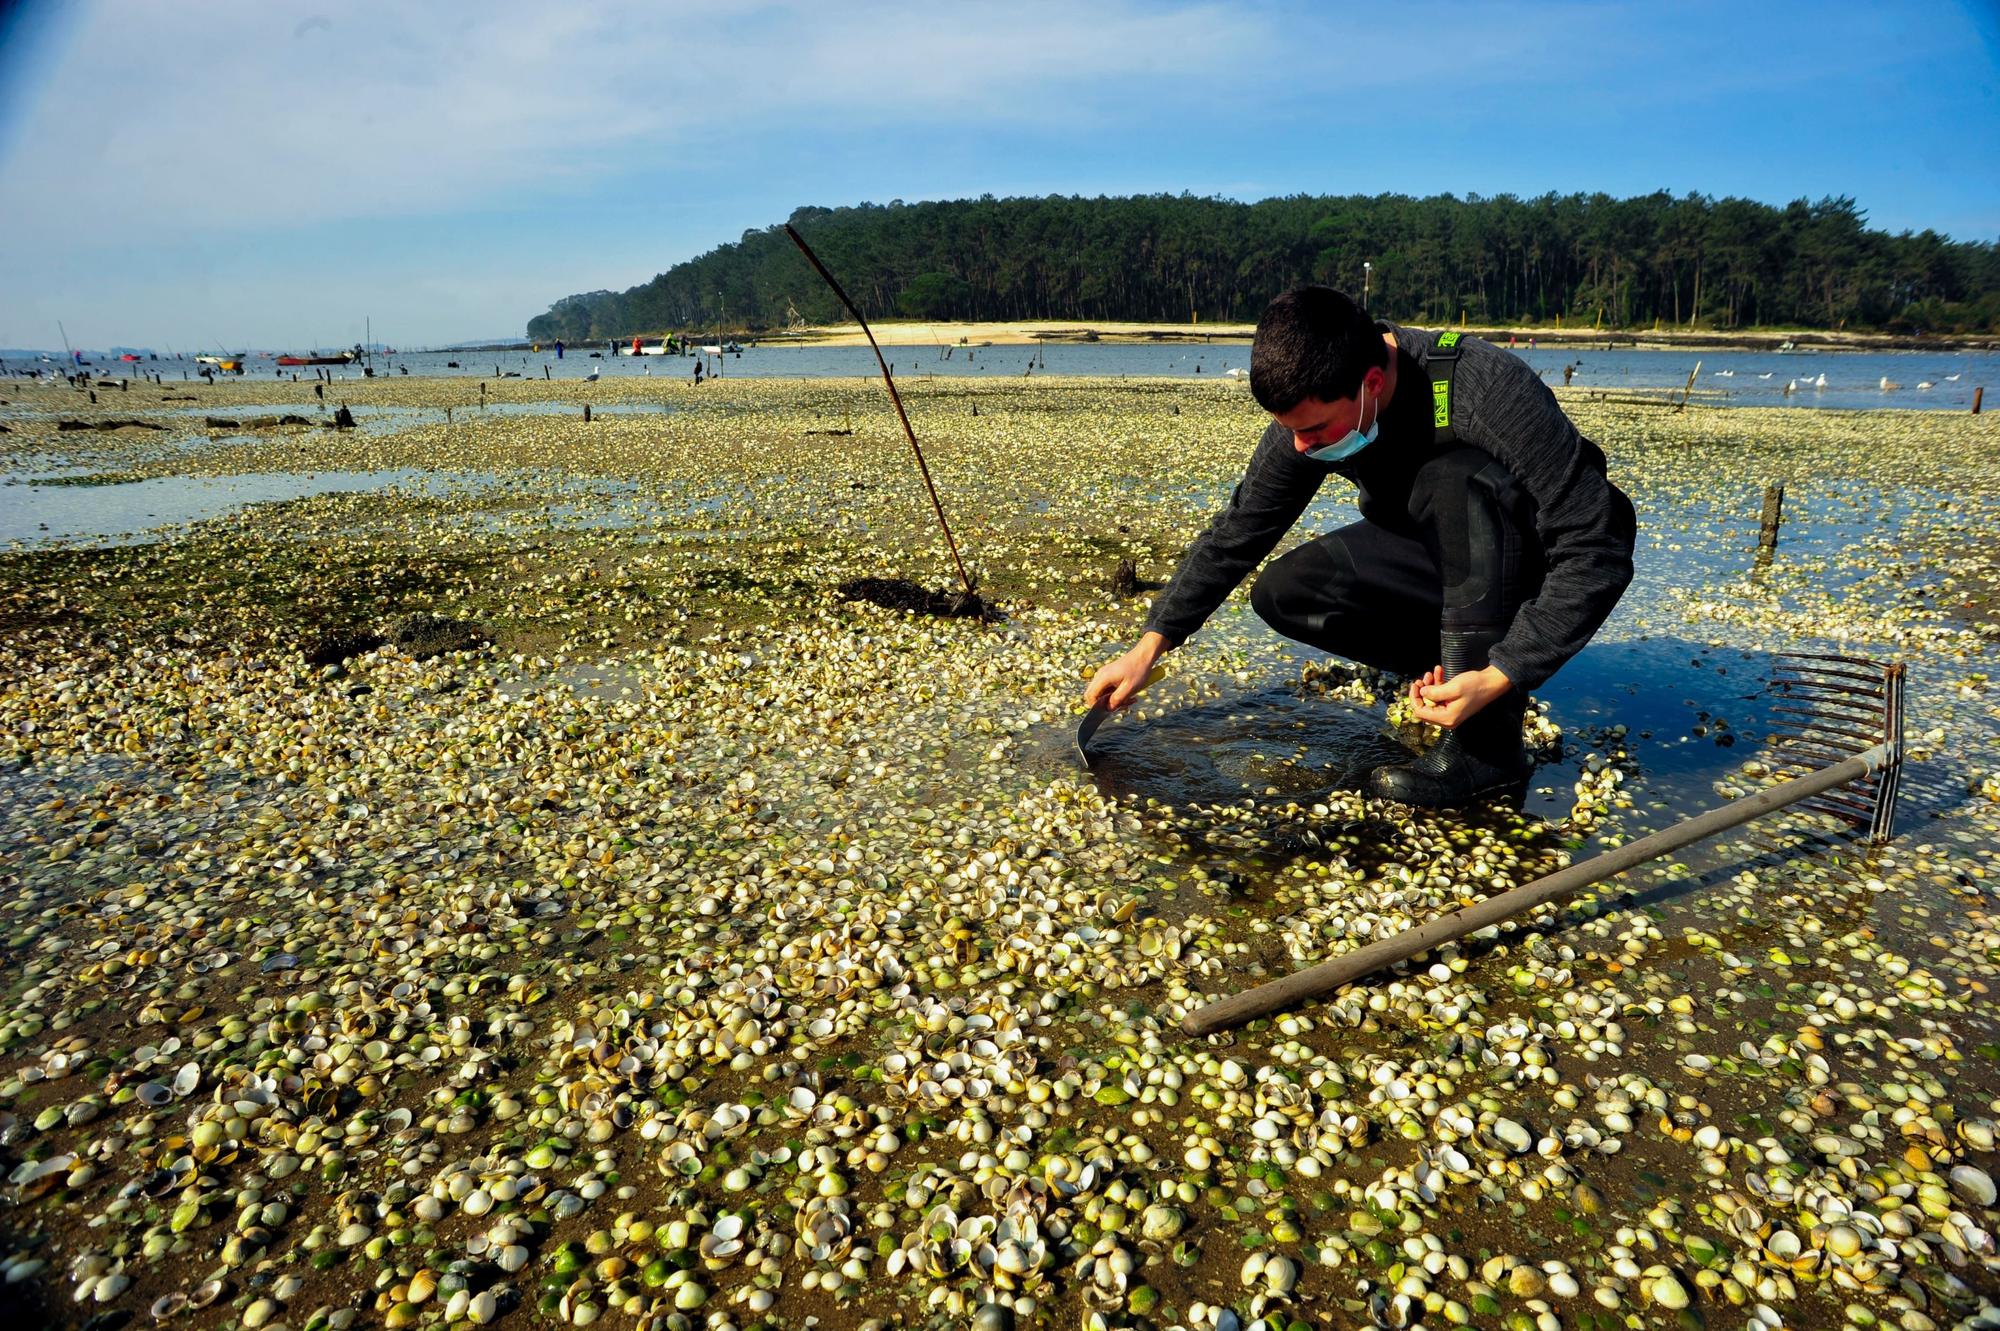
[
  {"left": 1142, "top": 422, "right": 1324, "bottom": 647},
  {"left": 1459, "top": 350, "right": 1635, "bottom": 691}
]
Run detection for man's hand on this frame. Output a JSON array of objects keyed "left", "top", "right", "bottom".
[
  {"left": 1408, "top": 664, "right": 1513, "bottom": 729},
  {"left": 1085, "top": 633, "right": 1169, "bottom": 711}
]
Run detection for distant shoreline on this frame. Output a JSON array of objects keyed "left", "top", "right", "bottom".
[
  {"left": 628, "top": 319, "right": 2000, "bottom": 353},
  {"left": 23, "top": 322, "right": 1988, "bottom": 362}
]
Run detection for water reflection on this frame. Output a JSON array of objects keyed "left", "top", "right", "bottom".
[{"left": 0, "top": 469, "right": 496, "bottom": 545}]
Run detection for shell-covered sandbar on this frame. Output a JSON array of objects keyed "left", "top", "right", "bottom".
[{"left": 1, "top": 372, "right": 1997, "bottom": 1331}]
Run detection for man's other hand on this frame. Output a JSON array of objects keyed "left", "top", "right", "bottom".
[{"left": 1409, "top": 664, "right": 1513, "bottom": 729}]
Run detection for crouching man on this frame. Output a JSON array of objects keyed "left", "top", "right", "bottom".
[{"left": 1085, "top": 287, "right": 1636, "bottom": 807}]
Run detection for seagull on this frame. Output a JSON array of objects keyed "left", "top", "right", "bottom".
[
  {"left": 584, "top": 366, "right": 600, "bottom": 382},
  {"left": 1758, "top": 372, "right": 1773, "bottom": 379},
  {"left": 1945, "top": 373, "right": 1961, "bottom": 381},
  {"left": 1879, "top": 375, "right": 1900, "bottom": 391},
  {"left": 1814, "top": 373, "right": 1827, "bottom": 389},
  {"left": 1785, "top": 378, "right": 1798, "bottom": 395},
  {"left": 1714, "top": 369, "right": 1734, "bottom": 377},
  {"left": 1918, "top": 381, "right": 1934, "bottom": 390}
]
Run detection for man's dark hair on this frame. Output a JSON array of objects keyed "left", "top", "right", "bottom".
[{"left": 1249, "top": 287, "right": 1388, "bottom": 413}]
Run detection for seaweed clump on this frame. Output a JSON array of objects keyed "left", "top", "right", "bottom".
[
  {"left": 300, "top": 613, "right": 489, "bottom": 666},
  {"left": 836, "top": 577, "right": 996, "bottom": 621}
]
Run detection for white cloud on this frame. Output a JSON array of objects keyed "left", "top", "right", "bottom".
[{"left": 0, "top": 0, "right": 1274, "bottom": 244}]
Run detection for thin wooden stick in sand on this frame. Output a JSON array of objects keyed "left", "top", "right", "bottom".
[
  {"left": 784, "top": 224, "right": 976, "bottom": 600},
  {"left": 1674, "top": 359, "right": 1702, "bottom": 413}
]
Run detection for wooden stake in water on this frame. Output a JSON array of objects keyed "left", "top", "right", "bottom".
[
  {"left": 1757, "top": 483, "right": 1786, "bottom": 559},
  {"left": 784, "top": 224, "right": 976, "bottom": 599},
  {"left": 1674, "top": 360, "right": 1702, "bottom": 413}
]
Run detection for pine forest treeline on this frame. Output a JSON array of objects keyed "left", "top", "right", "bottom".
[{"left": 526, "top": 192, "right": 1999, "bottom": 342}]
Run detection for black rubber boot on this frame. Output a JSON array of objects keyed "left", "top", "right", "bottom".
[{"left": 1369, "top": 627, "right": 1534, "bottom": 809}]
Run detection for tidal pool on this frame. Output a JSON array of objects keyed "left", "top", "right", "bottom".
[{"left": 0, "top": 469, "right": 498, "bottom": 546}]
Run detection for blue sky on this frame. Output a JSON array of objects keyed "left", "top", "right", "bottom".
[{"left": 1, "top": 0, "right": 1995, "bottom": 350}]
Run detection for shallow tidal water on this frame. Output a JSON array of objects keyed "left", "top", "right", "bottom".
[
  {"left": 17, "top": 342, "right": 1995, "bottom": 413},
  {"left": 0, "top": 373, "right": 1996, "bottom": 1331}
]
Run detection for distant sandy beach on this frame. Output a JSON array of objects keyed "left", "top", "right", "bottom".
[
  {"left": 772, "top": 320, "right": 1255, "bottom": 348},
  {"left": 764, "top": 319, "right": 1993, "bottom": 353}
]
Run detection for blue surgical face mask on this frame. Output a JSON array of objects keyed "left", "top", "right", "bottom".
[{"left": 1302, "top": 384, "right": 1379, "bottom": 463}]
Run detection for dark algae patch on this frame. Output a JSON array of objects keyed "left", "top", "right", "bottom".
[
  {"left": 23, "top": 472, "right": 150, "bottom": 487},
  {"left": 837, "top": 575, "right": 999, "bottom": 621}
]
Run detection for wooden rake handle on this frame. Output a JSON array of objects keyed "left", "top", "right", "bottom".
[{"left": 1181, "top": 741, "right": 1896, "bottom": 1036}]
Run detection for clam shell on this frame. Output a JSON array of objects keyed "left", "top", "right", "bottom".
[{"left": 1949, "top": 1165, "right": 1997, "bottom": 1208}]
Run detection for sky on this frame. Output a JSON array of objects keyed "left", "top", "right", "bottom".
[{"left": 0, "top": 0, "right": 1996, "bottom": 351}]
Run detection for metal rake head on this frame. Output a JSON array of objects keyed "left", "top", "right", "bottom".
[{"left": 1763, "top": 652, "right": 1905, "bottom": 844}]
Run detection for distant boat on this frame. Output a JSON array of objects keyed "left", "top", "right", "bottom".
[
  {"left": 118, "top": 353, "right": 141, "bottom": 362},
  {"left": 276, "top": 352, "right": 356, "bottom": 366},
  {"left": 196, "top": 354, "right": 245, "bottom": 373},
  {"left": 1775, "top": 340, "right": 1816, "bottom": 354},
  {"left": 622, "top": 337, "right": 674, "bottom": 356}
]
